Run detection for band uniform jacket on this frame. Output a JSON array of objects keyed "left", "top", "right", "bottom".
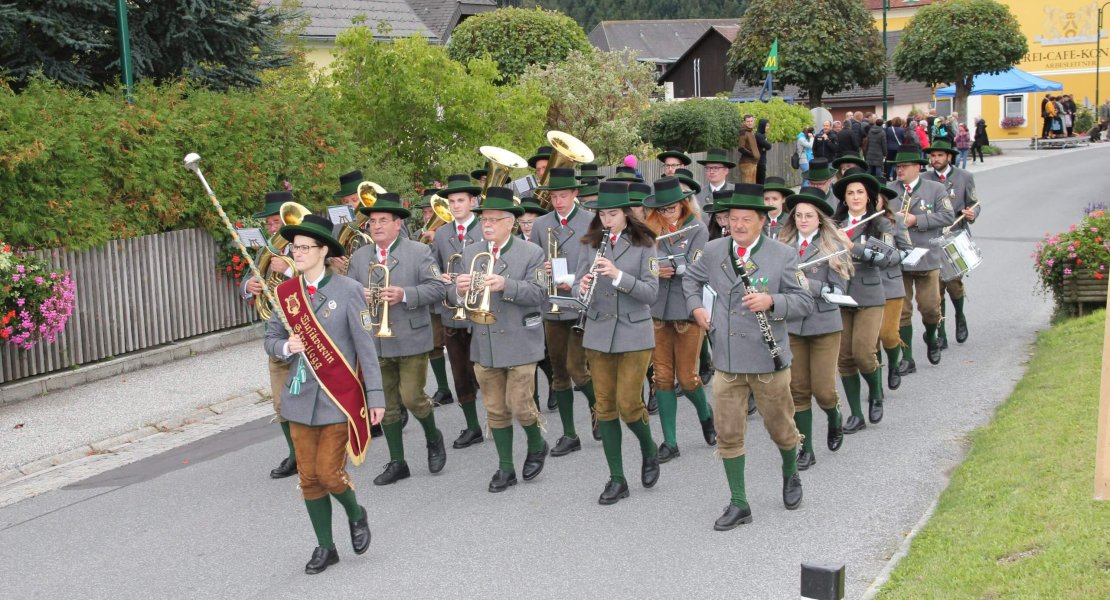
[
  {"left": 264, "top": 275, "right": 386, "bottom": 426},
  {"left": 349, "top": 237, "right": 446, "bottom": 359},
  {"left": 532, "top": 206, "right": 595, "bottom": 323},
  {"left": 881, "top": 213, "right": 914, "bottom": 300},
  {"left": 764, "top": 214, "right": 788, "bottom": 240},
  {"left": 886, "top": 179, "right": 955, "bottom": 272},
  {"left": 456, "top": 237, "right": 548, "bottom": 369},
  {"left": 432, "top": 216, "right": 484, "bottom": 329},
  {"left": 695, "top": 182, "right": 734, "bottom": 218},
  {"left": 838, "top": 214, "right": 900, "bottom": 308},
  {"left": 681, "top": 236, "right": 815, "bottom": 374},
  {"left": 922, "top": 166, "right": 980, "bottom": 233},
  {"left": 652, "top": 218, "right": 707, "bottom": 321},
  {"left": 575, "top": 235, "right": 660, "bottom": 354},
  {"left": 784, "top": 233, "right": 847, "bottom": 337}
]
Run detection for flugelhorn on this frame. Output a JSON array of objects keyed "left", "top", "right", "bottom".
[
  {"left": 443, "top": 250, "right": 469, "bottom": 321},
  {"left": 366, "top": 263, "right": 394, "bottom": 338},
  {"left": 464, "top": 252, "right": 497, "bottom": 325},
  {"left": 535, "top": 131, "right": 593, "bottom": 211}
]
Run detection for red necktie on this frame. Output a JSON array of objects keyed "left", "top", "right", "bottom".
[
  {"left": 799, "top": 239, "right": 808, "bottom": 257},
  {"left": 307, "top": 285, "right": 317, "bottom": 297},
  {"left": 560, "top": 218, "right": 567, "bottom": 227},
  {"left": 939, "top": 173, "right": 946, "bottom": 181},
  {"left": 905, "top": 185, "right": 912, "bottom": 194},
  {"left": 667, "top": 224, "right": 677, "bottom": 233},
  {"left": 771, "top": 219, "right": 778, "bottom": 227},
  {"left": 491, "top": 246, "right": 499, "bottom": 259},
  {"left": 736, "top": 246, "right": 746, "bottom": 259},
  {"left": 379, "top": 248, "right": 387, "bottom": 262},
  {"left": 847, "top": 218, "right": 859, "bottom": 237},
  {"left": 609, "top": 234, "right": 617, "bottom": 247},
  {"left": 457, "top": 224, "right": 465, "bottom": 241}
]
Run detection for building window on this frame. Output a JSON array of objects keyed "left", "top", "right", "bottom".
[
  {"left": 932, "top": 98, "right": 952, "bottom": 117},
  {"left": 1004, "top": 95, "right": 1024, "bottom": 118}
]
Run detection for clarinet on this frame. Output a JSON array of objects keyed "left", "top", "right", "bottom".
[
  {"left": 735, "top": 257, "right": 786, "bottom": 371},
  {"left": 573, "top": 228, "right": 610, "bottom": 334}
]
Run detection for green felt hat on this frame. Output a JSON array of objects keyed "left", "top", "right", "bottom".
[
  {"left": 535, "top": 168, "right": 584, "bottom": 191},
  {"left": 715, "top": 183, "right": 772, "bottom": 213},
  {"left": 887, "top": 145, "right": 928, "bottom": 166},
  {"left": 607, "top": 166, "right": 644, "bottom": 183},
  {"left": 361, "top": 192, "right": 410, "bottom": 218},
  {"left": 673, "top": 167, "right": 702, "bottom": 194},
  {"left": 696, "top": 147, "right": 736, "bottom": 169},
  {"left": 656, "top": 147, "right": 692, "bottom": 166},
  {"left": 578, "top": 178, "right": 599, "bottom": 198},
  {"left": 831, "top": 152, "right": 868, "bottom": 170},
  {"left": 922, "top": 139, "right": 958, "bottom": 157},
  {"left": 833, "top": 171, "right": 882, "bottom": 203},
  {"left": 438, "top": 174, "right": 481, "bottom": 197},
  {"left": 642, "top": 176, "right": 694, "bottom": 208},
  {"left": 333, "top": 170, "right": 363, "bottom": 198},
  {"left": 472, "top": 186, "right": 524, "bottom": 216},
  {"left": 581, "top": 181, "right": 635, "bottom": 210},
  {"left": 254, "top": 191, "right": 292, "bottom": 219},
  {"left": 470, "top": 168, "right": 488, "bottom": 181},
  {"left": 703, "top": 189, "right": 737, "bottom": 214},
  {"left": 527, "top": 145, "right": 553, "bottom": 168},
  {"left": 519, "top": 197, "right": 548, "bottom": 215},
  {"left": 279, "top": 214, "right": 345, "bottom": 258},
  {"left": 761, "top": 176, "right": 793, "bottom": 198},
  {"left": 577, "top": 163, "right": 602, "bottom": 180},
  {"left": 786, "top": 186, "right": 834, "bottom": 216},
  {"left": 413, "top": 188, "right": 441, "bottom": 209},
  {"left": 805, "top": 158, "right": 836, "bottom": 182},
  {"left": 628, "top": 182, "right": 652, "bottom": 206}
]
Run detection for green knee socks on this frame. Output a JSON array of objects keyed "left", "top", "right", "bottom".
[
  {"left": 460, "top": 400, "right": 481, "bottom": 433},
  {"left": 331, "top": 488, "right": 363, "bottom": 521},
  {"left": 924, "top": 322, "right": 939, "bottom": 344},
  {"left": 429, "top": 355, "right": 450, "bottom": 393},
  {"left": 598, "top": 419, "right": 624, "bottom": 484},
  {"left": 884, "top": 346, "right": 901, "bottom": 372},
  {"left": 656, "top": 390, "right": 679, "bottom": 446},
  {"left": 382, "top": 421, "right": 405, "bottom": 463},
  {"left": 280, "top": 421, "right": 295, "bottom": 460},
  {"left": 899, "top": 325, "right": 914, "bottom": 361},
  {"left": 794, "top": 409, "right": 813, "bottom": 453},
  {"left": 952, "top": 296, "right": 965, "bottom": 319},
  {"left": 416, "top": 412, "right": 441, "bottom": 444},
  {"left": 491, "top": 426, "right": 514, "bottom": 473},
  {"left": 685, "top": 386, "right": 712, "bottom": 421},
  {"left": 861, "top": 368, "right": 884, "bottom": 401},
  {"left": 722, "top": 455, "right": 748, "bottom": 508},
  {"left": 779, "top": 447, "right": 798, "bottom": 478},
  {"left": 304, "top": 497, "right": 334, "bottom": 549},
  {"left": 555, "top": 389, "right": 577, "bottom": 438},
  {"left": 841, "top": 373, "right": 862, "bottom": 419},
  {"left": 523, "top": 422, "right": 544, "bottom": 454},
  {"left": 625, "top": 418, "right": 657, "bottom": 459},
  {"left": 582, "top": 380, "right": 597, "bottom": 414}
]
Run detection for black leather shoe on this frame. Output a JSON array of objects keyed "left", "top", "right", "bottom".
[
  {"left": 699, "top": 364, "right": 714, "bottom": 386},
  {"left": 550, "top": 435, "right": 581, "bottom": 457},
  {"left": 843, "top": 415, "right": 866, "bottom": 434},
  {"left": 373, "top": 460, "right": 411, "bottom": 486},
  {"left": 888, "top": 365, "right": 902, "bottom": 390},
  {"left": 546, "top": 389, "right": 558, "bottom": 411},
  {"left": 591, "top": 414, "right": 601, "bottom": 441},
  {"left": 432, "top": 389, "right": 454, "bottom": 406},
  {"left": 304, "top": 546, "right": 340, "bottom": 574},
  {"left": 642, "top": 454, "right": 660, "bottom": 488},
  {"left": 700, "top": 416, "right": 717, "bottom": 446},
  {"left": 783, "top": 473, "right": 803, "bottom": 510},
  {"left": 645, "top": 385, "right": 658, "bottom": 415},
  {"left": 713, "top": 504, "right": 753, "bottom": 531},
  {"left": 827, "top": 413, "right": 843, "bottom": 452},
  {"left": 370, "top": 423, "right": 383, "bottom": 438},
  {"left": 747, "top": 392, "right": 757, "bottom": 416},
  {"left": 452, "top": 428, "right": 483, "bottom": 449},
  {"left": 349, "top": 505, "right": 370, "bottom": 555},
  {"left": 797, "top": 449, "right": 816, "bottom": 470},
  {"left": 897, "top": 359, "right": 916, "bottom": 375},
  {"left": 488, "top": 469, "right": 517, "bottom": 493},
  {"left": 598, "top": 479, "right": 630, "bottom": 505},
  {"left": 868, "top": 398, "right": 884, "bottom": 424},
  {"left": 270, "top": 457, "right": 297, "bottom": 479},
  {"left": 657, "top": 442, "right": 680, "bottom": 463},
  {"left": 427, "top": 435, "right": 446, "bottom": 474},
  {"left": 938, "top": 335, "right": 949, "bottom": 350},
  {"left": 925, "top": 333, "right": 942, "bottom": 365},
  {"left": 956, "top": 316, "right": 968, "bottom": 343},
  {"left": 522, "top": 441, "right": 549, "bottom": 481}
]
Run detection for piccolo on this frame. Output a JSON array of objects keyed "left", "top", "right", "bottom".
[
  {"left": 656, "top": 224, "right": 699, "bottom": 241},
  {"left": 798, "top": 248, "right": 850, "bottom": 270},
  {"left": 839, "top": 211, "right": 884, "bottom": 231}
]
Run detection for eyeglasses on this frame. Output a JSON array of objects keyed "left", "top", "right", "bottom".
[
  {"left": 704, "top": 166, "right": 727, "bottom": 172},
  {"left": 478, "top": 216, "right": 514, "bottom": 225},
  {"left": 517, "top": 219, "right": 535, "bottom": 226},
  {"left": 656, "top": 206, "right": 680, "bottom": 214},
  {"left": 663, "top": 162, "right": 683, "bottom": 168},
  {"left": 793, "top": 212, "right": 819, "bottom": 220},
  {"left": 291, "top": 244, "right": 321, "bottom": 254}
]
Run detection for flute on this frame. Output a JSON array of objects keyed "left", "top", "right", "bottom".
[
  {"left": 656, "top": 223, "right": 699, "bottom": 241},
  {"left": 798, "top": 248, "right": 850, "bottom": 270},
  {"left": 838, "top": 211, "right": 884, "bottom": 232}
]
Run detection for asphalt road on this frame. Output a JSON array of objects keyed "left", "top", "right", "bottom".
[{"left": 2, "top": 146, "right": 1107, "bottom": 599}]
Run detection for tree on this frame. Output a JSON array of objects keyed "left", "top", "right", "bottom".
[
  {"left": 0, "top": 0, "right": 295, "bottom": 92},
  {"left": 726, "top": 0, "right": 885, "bottom": 109},
  {"left": 447, "top": 7, "right": 590, "bottom": 82},
  {"left": 893, "top": 0, "right": 1027, "bottom": 122},
  {"left": 520, "top": 48, "right": 660, "bottom": 165},
  {"left": 512, "top": 1, "right": 751, "bottom": 32}
]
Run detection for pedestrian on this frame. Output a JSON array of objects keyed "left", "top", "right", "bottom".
[
  {"left": 863, "top": 117, "right": 888, "bottom": 179},
  {"left": 915, "top": 120, "right": 930, "bottom": 149},
  {"left": 737, "top": 114, "right": 762, "bottom": 183},
  {"left": 813, "top": 120, "right": 839, "bottom": 162},
  {"left": 797, "top": 127, "right": 814, "bottom": 184},
  {"left": 885, "top": 117, "right": 906, "bottom": 180},
  {"left": 1099, "top": 99, "right": 1110, "bottom": 136},
  {"left": 954, "top": 124, "right": 971, "bottom": 169},
  {"left": 1062, "top": 94, "right": 1077, "bottom": 137},
  {"left": 755, "top": 118, "right": 773, "bottom": 184},
  {"left": 971, "top": 117, "right": 989, "bottom": 163}
]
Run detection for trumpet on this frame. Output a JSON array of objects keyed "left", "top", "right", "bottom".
[
  {"left": 573, "top": 228, "right": 609, "bottom": 334},
  {"left": 366, "top": 263, "right": 394, "bottom": 338},
  {"left": 464, "top": 252, "right": 497, "bottom": 325},
  {"left": 546, "top": 227, "right": 560, "bottom": 314}
]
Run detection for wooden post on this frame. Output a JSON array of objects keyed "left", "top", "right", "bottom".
[{"left": 1096, "top": 286, "right": 1110, "bottom": 500}]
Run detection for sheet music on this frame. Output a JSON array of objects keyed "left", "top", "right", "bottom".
[
  {"left": 822, "top": 291, "right": 858, "bottom": 307},
  {"left": 327, "top": 205, "right": 356, "bottom": 224},
  {"left": 551, "top": 257, "right": 573, "bottom": 286},
  {"left": 511, "top": 175, "right": 537, "bottom": 199},
  {"left": 702, "top": 285, "right": 718, "bottom": 321},
  {"left": 236, "top": 228, "right": 267, "bottom": 248},
  {"left": 901, "top": 247, "right": 930, "bottom": 266}
]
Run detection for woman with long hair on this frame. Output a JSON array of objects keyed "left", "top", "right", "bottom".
[
  {"left": 831, "top": 172, "right": 900, "bottom": 434},
  {"left": 642, "top": 177, "right": 713, "bottom": 463},
  {"left": 575, "top": 181, "right": 661, "bottom": 505},
  {"left": 779, "top": 188, "right": 854, "bottom": 470}
]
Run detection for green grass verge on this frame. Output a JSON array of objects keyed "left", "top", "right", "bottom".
[{"left": 876, "top": 311, "right": 1110, "bottom": 599}]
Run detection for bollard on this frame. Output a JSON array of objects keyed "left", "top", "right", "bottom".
[{"left": 801, "top": 562, "right": 845, "bottom": 600}]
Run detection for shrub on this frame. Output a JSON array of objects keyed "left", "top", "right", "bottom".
[
  {"left": 1032, "top": 204, "right": 1110, "bottom": 304},
  {"left": 733, "top": 98, "right": 815, "bottom": 143},
  {"left": 1074, "top": 106, "right": 1095, "bottom": 135},
  {"left": 447, "top": 7, "right": 590, "bottom": 82},
  {"left": 0, "top": 242, "right": 76, "bottom": 349},
  {"left": 639, "top": 98, "right": 743, "bottom": 152}
]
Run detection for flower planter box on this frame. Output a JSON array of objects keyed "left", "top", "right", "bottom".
[{"left": 1060, "top": 268, "right": 1109, "bottom": 315}]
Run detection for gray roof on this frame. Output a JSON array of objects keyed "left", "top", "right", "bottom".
[
  {"left": 588, "top": 19, "right": 739, "bottom": 63},
  {"left": 408, "top": 0, "right": 496, "bottom": 41},
  {"left": 261, "top": 0, "right": 433, "bottom": 40}
]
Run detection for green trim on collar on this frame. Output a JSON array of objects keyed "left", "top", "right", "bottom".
[{"left": 680, "top": 214, "right": 696, "bottom": 227}]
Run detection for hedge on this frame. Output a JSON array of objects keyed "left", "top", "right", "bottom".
[{"left": 639, "top": 97, "right": 815, "bottom": 152}]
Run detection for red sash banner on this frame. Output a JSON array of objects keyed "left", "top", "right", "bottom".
[{"left": 276, "top": 277, "right": 372, "bottom": 465}]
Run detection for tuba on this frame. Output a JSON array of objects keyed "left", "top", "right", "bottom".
[
  {"left": 534, "top": 131, "right": 594, "bottom": 211},
  {"left": 255, "top": 202, "right": 312, "bottom": 320},
  {"left": 366, "top": 263, "right": 394, "bottom": 338},
  {"left": 338, "top": 181, "right": 385, "bottom": 255},
  {"left": 464, "top": 252, "right": 497, "bottom": 325},
  {"left": 479, "top": 146, "right": 528, "bottom": 200}
]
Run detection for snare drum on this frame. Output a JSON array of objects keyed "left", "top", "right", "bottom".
[{"left": 937, "top": 230, "right": 983, "bottom": 281}]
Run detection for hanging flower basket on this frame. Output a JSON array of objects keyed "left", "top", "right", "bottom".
[
  {"left": 0, "top": 243, "right": 76, "bottom": 349},
  {"left": 1000, "top": 116, "right": 1026, "bottom": 129},
  {"left": 1033, "top": 205, "right": 1110, "bottom": 315}
]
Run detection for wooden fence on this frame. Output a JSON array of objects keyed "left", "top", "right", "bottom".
[
  {"left": 0, "top": 229, "right": 257, "bottom": 384},
  {"left": 595, "top": 144, "right": 802, "bottom": 187}
]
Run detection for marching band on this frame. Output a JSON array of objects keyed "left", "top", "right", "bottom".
[{"left": 229, "top": 132, "right": 984, "bottom": 574}]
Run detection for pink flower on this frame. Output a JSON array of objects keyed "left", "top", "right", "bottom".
[
  {"left": 34, "top": 276, "right": 43, "bottom": 284},
  {"left": 16, "top": 298, "right": 24, "bottom": 307},
  {"left": 15, "top": 264, "right": 24, "bottom": 273},
  {"left": 1064, "top": 267, "right": 1073, "bottom": 275}
]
